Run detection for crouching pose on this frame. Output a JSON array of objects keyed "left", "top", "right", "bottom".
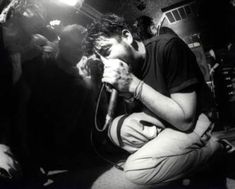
[{"left": 84, "top": 14, "right": 226, "bottom": 188}]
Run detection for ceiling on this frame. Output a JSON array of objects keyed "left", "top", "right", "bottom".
[
  {"left": 83, "top": 0, "right": 234, "bottom": 49},
  {"left": 40, "top": 0, "right": 187, "bottom": 27},
  {"left": 86, "top": 0, "right": 184, "bottom": 23},
  {"left": 1, "top": 0, "right": 232, "bottom": 49}
]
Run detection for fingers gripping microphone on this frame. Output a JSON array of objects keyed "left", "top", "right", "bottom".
[
  {"left": 104, "top": 88, "right": 118, "bottom": 128},
  {"left": 93, "top": 51, "right": 118, "bottom": 129}
]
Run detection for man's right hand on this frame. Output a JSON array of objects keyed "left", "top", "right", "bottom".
[{"left": 0, "top": 144, "right": 21, "bottom": 180}]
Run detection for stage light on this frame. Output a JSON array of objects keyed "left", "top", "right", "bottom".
[
  {"left": 58, "top": 0, "right": 80, "bottom": 6},
  {"left": 50, "top": 20, "right": 61, "bottom": 26}
]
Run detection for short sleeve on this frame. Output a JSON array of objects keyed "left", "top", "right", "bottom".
[{"left": 163, "top": 37, "right": 199, "bottom": 93}]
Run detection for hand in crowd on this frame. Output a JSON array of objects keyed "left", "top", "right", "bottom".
[
  {"left": 0, "top": 144, "right": 21, "bottom": 180},
  {"left": 32, "top": 34, "right": 58, "bottom": 60},
  {"left": 42, "top": 42, "right": 57, "bottom": 60},
  {"left": 77, "top": 56, "right": 91, "bottom": 78}
]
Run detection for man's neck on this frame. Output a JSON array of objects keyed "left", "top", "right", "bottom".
[{"left": 136, "top": 41, "right": 146, "bottom": 60}]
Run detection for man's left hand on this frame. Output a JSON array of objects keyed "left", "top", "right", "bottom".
[{"left": 101, "top": 58, "right": 138, "bottom": 95}]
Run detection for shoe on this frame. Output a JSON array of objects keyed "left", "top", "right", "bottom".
[{"left": 219, "top": 139, "right": 235, "bottom": 154}]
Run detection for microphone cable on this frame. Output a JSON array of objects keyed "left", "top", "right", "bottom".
[
  {"left": 90, "top": 128, "right": 124, "bottom": 171},
  {"left": 94, "top": 83, "right": 107, "bottom": 132},
  {"left": 90, "top": 83, "right": 124, "bottom": 171}
]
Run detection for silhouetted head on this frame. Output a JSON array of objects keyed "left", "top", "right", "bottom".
[
  {"left": 59, "top": 24, "right": 87, "bottom": 66},
  {"left": 133, "top": 15, "right": 157, "bottom": 41}
]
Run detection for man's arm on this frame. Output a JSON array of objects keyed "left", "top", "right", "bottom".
[
  {"left": 129, "top": 75, "right": 197, "bottom": 132},
  {"left": 102, "top": 59, "right": 197, "bottom": 132}
]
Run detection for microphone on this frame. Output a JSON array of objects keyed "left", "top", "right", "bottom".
[
  {"left": 104, "top": 88, "right": 118, "bottom": 127},
  {"left": 93, "top": 50, "right": 118, "bottom": 128}
]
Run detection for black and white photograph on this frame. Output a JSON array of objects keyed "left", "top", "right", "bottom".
[{"left": 0, "top": 0, "right": 235, "bottom": 188}]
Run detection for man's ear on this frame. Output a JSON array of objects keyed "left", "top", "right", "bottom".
[{"left": 121, "top": 29, "right": 133, "bottom": 45}]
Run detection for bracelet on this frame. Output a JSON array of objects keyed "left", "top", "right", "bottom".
[
  {"left": 124, "top": 96, "right": 135, "bottom": 103},
  {"left": 134, "top": 80, "right": 144, "bottom": 100}
]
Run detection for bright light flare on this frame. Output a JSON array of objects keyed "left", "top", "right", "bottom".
[
  {"left": 59, "top": 0, "right": 79, "bottom": 6},
  {"left": 50, "top": 20, "right": 61, "bottom": 26}
]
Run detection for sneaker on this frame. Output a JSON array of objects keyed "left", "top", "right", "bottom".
[{"left": 219, "top": 139, "right": 235, "bottom": 154}]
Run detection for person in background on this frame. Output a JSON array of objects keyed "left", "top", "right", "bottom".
[
  {"left": 134, "top": 15, "right": 179, "bottom": 42},
  {"left": 0, "top": 0, "right": 49, "bottom": 187},
  {"left": 158, "top": 26, "right": 178, "bottom": 36},
  {"left": 0, "top": 17, "right": 21, "bottom": 184},
  {"left": 133, "top": 15, "right": 158, "bottom": 41},
  {"left": 23, "top": 24, "right": 104, "bottom": 189},
  {"left": 83, "top": 14, "right": 233, "bottom": 189}
]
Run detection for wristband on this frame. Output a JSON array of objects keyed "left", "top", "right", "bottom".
[{"left": 134, "top": 80, "right": 144, "bottom": 100}]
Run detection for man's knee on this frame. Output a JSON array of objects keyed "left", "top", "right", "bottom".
[
  {"left": 124, "top": 154, "right": 165, "bottom": 185},
  {"left": 109, "top": 115, "right": 159, "bottom": 153},
  {"left": 123, "top": 138, "right": 221, "bottom": 185}
]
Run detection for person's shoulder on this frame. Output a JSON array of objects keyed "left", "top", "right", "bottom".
[{"left": 144, "top": 34, "right": 179, "bottom": 47}]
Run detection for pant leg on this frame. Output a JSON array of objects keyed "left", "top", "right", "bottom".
[
  {"left": 124, "top": 132, "right": 220, "bottom": 184},
  {"left": 109, "top": 113, "right": 222, "bottom": 185},
  {"left": 91, "top": 166, "right": 155, "bottom": 189},
  {"left": 108, "top": 112, "right": 164, "bottom": 153},
  {"left": 123, "top": 115, "right": 221, "bottom": 185}
]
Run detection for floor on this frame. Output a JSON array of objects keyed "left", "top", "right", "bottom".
[
  {"left": 38, "top": 127, "right": 235, "bottom": 189},
  {"left": 213, "top": 127, "right": 235, "bottom": 189},
  {"left": 4, "top": 126, "right": 230, "bottom": 189}
]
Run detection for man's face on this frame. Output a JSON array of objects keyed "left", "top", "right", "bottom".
[{"left": 95, "top": 36, "right": 135, "bottom": 65}]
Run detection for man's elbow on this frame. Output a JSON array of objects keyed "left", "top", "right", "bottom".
[{"left": 177, "top": 118, "right": 195, "bottom": 132}]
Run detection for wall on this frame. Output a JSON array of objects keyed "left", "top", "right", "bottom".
[{"left": 86, "top": 0, "right": 183, "bottom": 23}]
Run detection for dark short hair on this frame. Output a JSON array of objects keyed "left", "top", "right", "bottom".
[
  {"left": 83, "top": 14, "right": 139, "bottom": 56},
  {"left": 134, "top": 15, "right": 155, "bottom": 40}
]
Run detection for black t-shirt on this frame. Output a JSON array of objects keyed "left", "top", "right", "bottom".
[
  {"left": 135, "top": 34, "right": 214, "bottom": 120},
  {"left": 0, "top": 24, "right": 12, "bottom": 103},
  {"left": 0, "top": 24, "right": 13, "bottom": 144}
]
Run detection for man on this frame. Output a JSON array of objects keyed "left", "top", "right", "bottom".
[
  {"left": 84, "top": 14, "right": 228, "bottom": 188},
  {"left": 134, "top": 15, "right": 158, "bottom": 41}
]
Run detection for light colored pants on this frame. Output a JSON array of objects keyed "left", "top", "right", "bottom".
[{"left": 108, "top": 112, "right": 221, "bottom": 185}]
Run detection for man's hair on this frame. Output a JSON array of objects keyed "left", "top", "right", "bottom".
[
  {"left": 134, "top": 15, "right": 155, "bottom": 40},
  {"left": 83, "top": 14, "right": 139, "bottom": 56}
]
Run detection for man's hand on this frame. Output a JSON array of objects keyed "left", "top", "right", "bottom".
[
  {"left": 0, "top": 144, "right": 21, "bottom": 180},
  {"left": 101, "top": 57, "right": 140, "bottom": 96}
]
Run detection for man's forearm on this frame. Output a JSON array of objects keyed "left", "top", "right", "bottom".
[{"left": 129, "top": 78, "right": 196, "bottom": 131}]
